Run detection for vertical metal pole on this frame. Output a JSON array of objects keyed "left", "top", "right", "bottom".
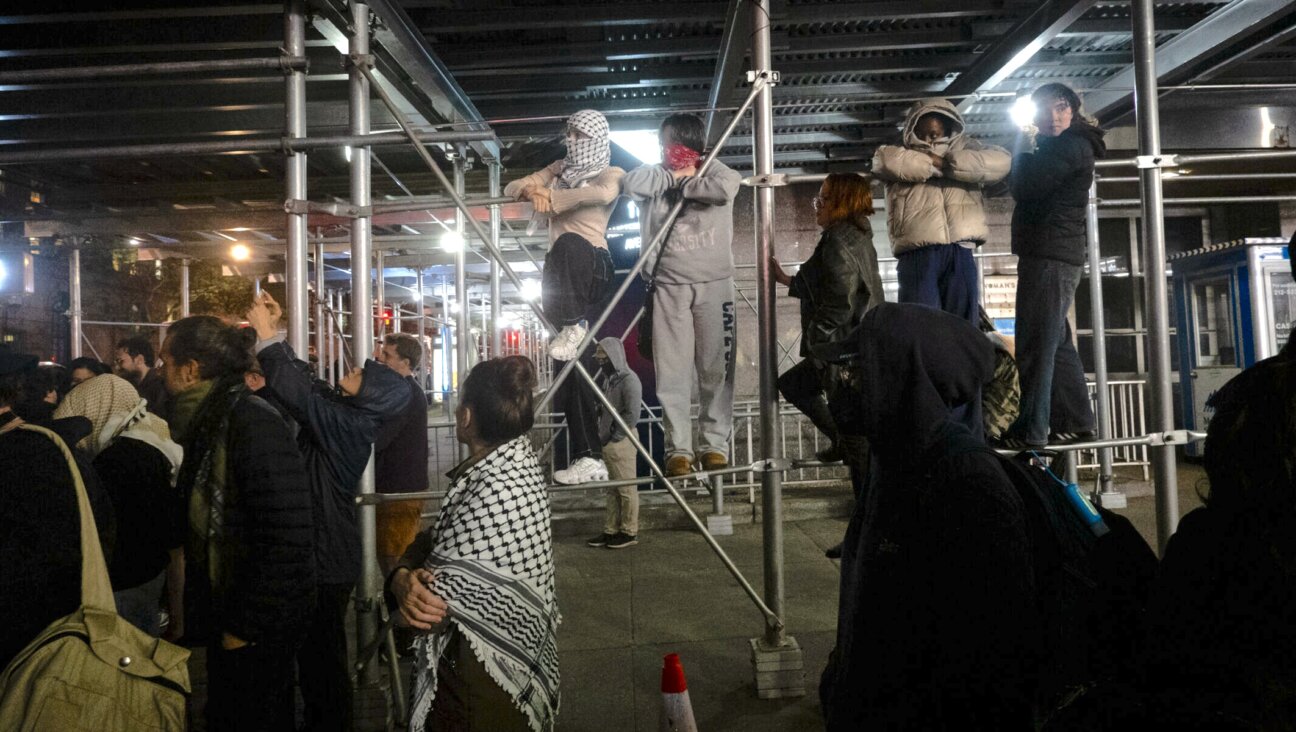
[
  {"left": 375, "top": 248, "right": 385, "bottom": 345},
  {"left": 441, "top": 278, "right": 452, "bottom": 407},
  {"left": 348, "top": 0, "right": 381, "bottom": 687},
  {"left": 416, "top": 267, "right": 428, "bottom": 388},
  {"left": 454, "top": 147, "right": 470, "bottom": 453},
  {"left": 752, "top": 0, "right": 784, "bottom": 648},
  {"left": 69, "top": 247, "right": 83, "bottom": 359},
  {"left": 1132, "top": 0, "right": 1178, "bottom": 552},
  {"left": 1086, "top": 182, "right": 1119, "bottom": 504},
  {"left": 489, "top": 162, "right": 503, "bottom": 357},
  {"left": 180, "top": 258, "right": 191, "bottom": 318},
  {"left": 314, "top": 241, "right": 326, "bottom": 380},
  {"left": 284, "top": 0, "right": 309, "bottom": 354}
]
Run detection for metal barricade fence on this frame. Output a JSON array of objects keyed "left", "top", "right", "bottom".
[{"left": 1082, "top": 379, "right": 1151, "bottom": 480}]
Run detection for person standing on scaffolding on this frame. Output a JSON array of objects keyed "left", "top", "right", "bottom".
[
  {"left": 505, "top": 109, "right": 625, "bottom": 485},
  {"left": 623, "top": 113, "right": 742, "bottom": 478}
]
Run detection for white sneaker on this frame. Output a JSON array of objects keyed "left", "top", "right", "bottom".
[
  {"left": 548, "top": 322, "right": 587, "bottom": 362},
  {"left": 553, "top": 456, "right": 609, "bottom": 485}
]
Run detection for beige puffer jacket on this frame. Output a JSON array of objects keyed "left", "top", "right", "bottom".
[{"left": 871, "top": 98, "right": 1011, "bottom": 256}]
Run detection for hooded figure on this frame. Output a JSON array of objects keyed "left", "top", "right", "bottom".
[
  {"left": 54, "top": 374, "right": 186, "bottom": 634},
  {"left": 820, "top": 303, "right": 1037, "bottom": 732},
  {"left": 254, "top": 336, "right": 411, "bottom": 732},
  {"left": 594, "top": 337, "right": 642, "bottom": 447}
]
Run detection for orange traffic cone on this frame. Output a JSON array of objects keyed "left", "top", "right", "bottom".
[{"left": 660, "top": 653, "right": 698, "bottom": 732}]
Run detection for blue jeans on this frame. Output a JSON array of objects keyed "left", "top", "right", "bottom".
[
  {"left": 113, "top": 570, "right": 165, "bottom": 636},
  {"left": 896, "top": 243, "right": 980, "bottom": 324},
  {"left": 1008, "top": 257, "right": 1096, "bottom": 445},
  {"left": 897, "top": 244, "right": 984, "bottom": 440}
]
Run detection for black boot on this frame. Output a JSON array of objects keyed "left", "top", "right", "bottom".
[{"left": 804, "top": 395, "right": 843, "bottom": 463}]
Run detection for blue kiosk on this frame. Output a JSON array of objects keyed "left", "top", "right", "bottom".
[{"left": 1172, "top": 237, "right": 1294, "bottom": 455}]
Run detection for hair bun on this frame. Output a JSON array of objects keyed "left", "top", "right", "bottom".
[{"left": 498, "top": 355, "right": 539, "bottom": 393}]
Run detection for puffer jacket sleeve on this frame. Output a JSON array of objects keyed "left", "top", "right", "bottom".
[
  {"left": 871, "top": 144, "right": 937, "bottom": 183},
  {"left": 503, "top": 161, "right": 561, "bottom": 200},
  {"left": 221, "top": 397, "right": 316, "bottom": 643},
  {"left": 945, "top": 140, "right": 1012, "bottom": 184},
  {"left": 1010, "top": 135, "right": 1089, "bottom": 202}
]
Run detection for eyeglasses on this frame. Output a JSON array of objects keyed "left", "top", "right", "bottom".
[{"left": 811, "top": 195, "right": 825, "bottom": 211}]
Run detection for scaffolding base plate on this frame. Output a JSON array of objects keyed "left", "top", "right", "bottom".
[
  {"left": 706, "top": 513, "right": 733, "bottom": 536},
  {"left": 1096, "top": 491, "right": 1128, "bottom": 509},
  {"left": 749, "top": 636, "right": 806, "bottom": 699}
]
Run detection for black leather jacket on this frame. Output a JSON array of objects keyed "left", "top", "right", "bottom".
[{"left": 789, "top": 218, "right": 885, "bottom": 358}]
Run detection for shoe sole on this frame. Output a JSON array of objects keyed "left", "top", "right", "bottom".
[
  {"left": 606, "top": 540, "right": 638, "bottom": 549},
  {"left": 555, "top": 471, "right": 609, "bottom": 486}
]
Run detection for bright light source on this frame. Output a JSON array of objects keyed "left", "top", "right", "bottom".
[
  {"left": 520, "top": 279, "right": 542, "bottom": 301},
  {"left": 439, "top": 230, "right": 466, "bottom": 253},
  {"left": 0, "top": 261, "right": 7, "bottom": 284},
  {"left": 128, "top": 238, "right": 141, "bottom": 246},
  {"left": 448, "top": 301, "right": 461, "bottom": 314},
  {"left": 344, "top": 146, "right": 352, "bottom": 162},
  {"left": 1261, "top": 107, "right": 1276, "bottom": 148},
  {"left": 1010, "top": 96, "right": 1037, "bottom": 129},
  {"left": 230, "top": 243, "right": 252, "bottom": 261},
  {"left": 609, "top": 129, "right": 662, "bottom": 165}
]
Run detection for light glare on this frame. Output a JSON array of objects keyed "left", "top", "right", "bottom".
[
  {"left": 439, "top": 230, "right": 466, "bottom": 253},
  {"left": 230, "top": 243, "right": 252, "bottom": 261},
  {"left": 1010, "top": 97, "right": 1037, "bottom": 129}
]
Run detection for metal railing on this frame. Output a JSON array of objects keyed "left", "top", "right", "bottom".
[{"left": 1081, "top": 380, "right": 1150, "bottom": 480}]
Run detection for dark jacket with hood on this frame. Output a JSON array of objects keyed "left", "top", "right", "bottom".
[
  {"left": 375, "top": 375, "right": 429, "bottom": 496},
  {"left": 789, "top": 217, "right": 885, "bottom": 358},
  {"left": 257, "top": 339, "right": 411, "bottom": 585},
  {"left": 595, "top": 337, "right": 642, "bottom": 445},
  {"left": 820, "top": 303, "right": 1037, "bottom": 732},
  {"left": 1010, "top": 122, "right": 1107, "bottom": 266}
]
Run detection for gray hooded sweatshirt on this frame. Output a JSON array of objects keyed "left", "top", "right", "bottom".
[
  {"left": 595, "top": 337, "right": 643, "bottom": 445},
  {"left": 622, "top": 160, "right": 743, "bottom": 285}
]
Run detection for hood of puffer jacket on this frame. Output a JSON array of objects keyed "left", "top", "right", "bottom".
[
  {"left": 597, "top": 337, "right": 630, "bottom": 374},
  {"left": 352, "top": 358, "right": 411, "bottom": 418},
  {"left": 901, "top": 98, "right": 965, "bottom": 151}
]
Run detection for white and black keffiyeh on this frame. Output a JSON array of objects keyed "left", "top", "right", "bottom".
[
  {"left": 409, "top": 436, "right": 560, "bottom": 732},
  {"left": 558, "top": 109, "right": 610, "bottom": 188}
]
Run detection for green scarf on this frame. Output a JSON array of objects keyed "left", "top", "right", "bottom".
[{"left": 172, "top": 379, "right": 237, "bottom": 594}]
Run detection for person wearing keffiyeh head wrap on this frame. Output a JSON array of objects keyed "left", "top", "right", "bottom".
[{"left": 504, "top": 109, "right": 626, "bottom": 486}]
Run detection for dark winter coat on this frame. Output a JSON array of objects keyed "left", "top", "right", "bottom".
[
  {"left": 94, "top": 436, "right": 185, "bottom": 591},
  {"left": 1010, "top": 123, "right": 1106, "bottom": 266},
  {"left": 0, "top": 419, "right": 116, "bottom": 668},
  {"left": 595, "top": 337, "right": 642, "bottom": 445},
  {"left": 820, "top": 304, "right": 1037, "bottom": 732},
  {"left": 375, "top": 376, "right": 429, "bottom": 495},
  {"left": 179, "top": 389, "right": 316, "bottom": 645},
  {"left": 257, "top": 340, "right": 411, "bottom": 585},
  {"left": 137, "top": 367, "right": 171, "bottom": 420},
  {"left": 788, "top": 217, "right": 885, "bottom": 358}
]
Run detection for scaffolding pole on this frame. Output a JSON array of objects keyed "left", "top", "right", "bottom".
[
  {"left": 180, "top": 258, "right": 191, "bottom": 318},
  {"left": 69, "top": 247, "right": 82, "bottom": 359},
  {"left": 1132, "top": 0, "right": 1179, "bottom": 553},
  {"left": 489, "top": 162, "right": 503, "bottom": 357},
  {"left": 1086, "top": 183, "right": 1120, "bottom": 507},
  {"left": 376, "top": 249, "right": 386, "bottom": 345},
  {"left": 315, "top": 242, "right": 327, "bottom": 381},
  {"left": 284, "top": 0, "right": 309, "bottom": 354},
  {"left": 0, "top": 55, "right": 309, "bottom": 84},
  {"left": 357, "top": 62, "right": 782, "bottom": 631},
  {"left": 348, "top": 0, "right": 382, "bottom": 690},
  {"left": 416, "top": 268, "right": 428, "bottom": 389}
]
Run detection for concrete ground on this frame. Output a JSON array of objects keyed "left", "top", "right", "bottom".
[{"left": 550, "top": 458, "right": 1207, "bottom": 732}]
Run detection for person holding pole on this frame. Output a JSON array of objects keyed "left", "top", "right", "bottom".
[{"left": 622, "top": 113, "right": 742, "bottom": 478}]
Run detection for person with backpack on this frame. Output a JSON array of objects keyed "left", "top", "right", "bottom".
[
  {"left": 623, "top": 112, "right": 742, "bottom": 477},
  {"left": 819, "top": 303, "right": 1038, "bottom": 731},
  {"left": 161, "top": 316, "right": 316, "bottom": 731},
  {"left": 771, "top": 172, "right": 884, "bottom": 465},
  {"left": 53, "top": 374, "right": 185, "bottom": 639}
]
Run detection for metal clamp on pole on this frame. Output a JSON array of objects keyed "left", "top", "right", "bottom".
[
  {"left": 1136, "top": 153, "right": 1178, "bottom": 170},
  {"left": 745, "top": 69, "right": 781, "bottom": 85},
  {"left": 284, "top": 199, "right": 370, "bottom": 218},
  {"left": 279, "top": 55, "right": 311, "bottom": 73},
  {"left": 345, "top": 53, "right": 375, "bottom": 70},
  {"left": 752, "top": 458, "right": 794, "bottom": 472},
  {"left": 743, "top": 173, "right": 789, "bottom": 188}
]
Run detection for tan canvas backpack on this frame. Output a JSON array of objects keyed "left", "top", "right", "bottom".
[{"left": 0, "top": 421, "right": 190, "bottom": 730}]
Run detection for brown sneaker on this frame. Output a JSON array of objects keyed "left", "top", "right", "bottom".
[
  {"left": 699, "top": 452, "right": 728, "bottom": 471},
  {"left": 665, "top": 455, "right": 693, "bottom": 477}
]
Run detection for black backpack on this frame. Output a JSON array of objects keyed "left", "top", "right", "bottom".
[{"left": 986, "top": 449, "right": 1158, "bottom": 715}]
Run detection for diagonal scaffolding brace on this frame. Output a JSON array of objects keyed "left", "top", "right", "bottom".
[{"left": 357, "top": 63, "right": 784, "bottom": 633}]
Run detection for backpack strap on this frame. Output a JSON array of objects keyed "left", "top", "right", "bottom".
[{"left": 6, "top": 422, "right": 116, "bottom": 613}]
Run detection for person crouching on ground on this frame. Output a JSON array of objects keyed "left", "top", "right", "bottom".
[
  {"left": 820, "top": 303, "right": 1036, "bottom": 731},
  {"left": 161, "top": 316, "right": 316, "bottom": 731},
  {"left": 581, "top": 337, "right": 644, "bottom": 550},
  {"left": 388, "top": 356, "right": 560, "bottom": 732},
  {"left": 771, "top": 172, "right": 884, "bottom": 466},
  {"left": 623, "top": 112, "right": 742, "bottom": 477},
  {"left": 246, "top": 292, "right": 412, "bottom": 732},
  {"left": 506, "top": 109, "right": 624, "bottom": 486}
]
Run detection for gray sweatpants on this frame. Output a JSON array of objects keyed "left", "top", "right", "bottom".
[{"left": 652, "top": 278, "right": 736, "bottom": 459}]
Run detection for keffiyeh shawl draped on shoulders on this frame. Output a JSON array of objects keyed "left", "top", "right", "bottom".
[{"left": 410, "top": 435, "right": 560, "bottom": 732}]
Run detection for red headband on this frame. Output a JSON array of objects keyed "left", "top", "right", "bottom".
[{"left": 664, "top": 143, "right": 701, "bottom": 172}]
